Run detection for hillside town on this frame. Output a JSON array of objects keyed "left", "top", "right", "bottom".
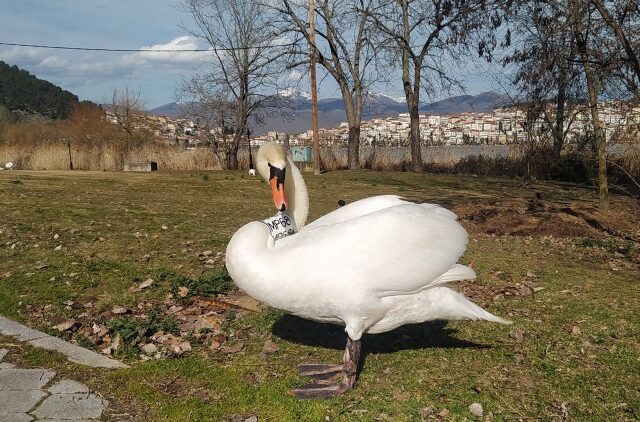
[{"left": 112, "top": 100, "right": 640, "bottom": 150}]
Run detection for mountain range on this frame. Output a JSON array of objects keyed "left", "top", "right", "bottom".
[{"left": 148, "top": 91, "right": 508, "bottom": 135}]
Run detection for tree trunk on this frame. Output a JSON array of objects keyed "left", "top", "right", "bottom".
[
  {"left": 347, "top": 126, "right": 360, "bottom": 169},
  {"left": 226, "top": 132, "right": 240, "bottom": 170},
  {"left": 409, "top": 106, "right": 422, "bottom": 172},
  {"left": 571, "top": 0, "right": 608, "bottom": 209},
  {"left": 552, "top": 78, "right": 567, "bottom": 160}
]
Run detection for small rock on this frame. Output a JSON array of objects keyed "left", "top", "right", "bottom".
[
  {"left": 245, "top": 416, "right": 257, "bottom": 422},
  {"left": 201, "top": 250, "right": 213, "bottom": 257},
  {"left": 112, "top": 306, "right": 127, "bottom": 314},
  {"left": 161, "top": 225, "right": 168, "bottom": 230},
  {"left": 469, "top": 402, "right": 483, "bottom": 417},
  {"left": 261, "top": 339, "right": 279, "bottom": 354},
  {"left": 141, "top": 343, "right": 158, "bottom": 354},
  {"left": 526, "top": 271, "right": 537, "bottom": 278},
  {"left": 53, "top": 234, "right": 59, "bottom": 240},
  {"left": 571, "top": 326, "right": 581, "bottom": 336},
  {"left": 54, "top": 245, "right": 62, "bottom": 251}
]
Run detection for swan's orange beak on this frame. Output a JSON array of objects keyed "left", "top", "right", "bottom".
[{"left": 269, "top": 166, "right": 287, "bottom": 212}]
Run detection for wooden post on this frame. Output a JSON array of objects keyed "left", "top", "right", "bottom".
[
  {"left": 63, "top": 138, "right": 73, "bottom": 170},
  {"left": 309, "top": 0, "right": 320, "bottom": 175}
]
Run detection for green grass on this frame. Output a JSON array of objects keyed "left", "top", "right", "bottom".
[{"left": 1, "top": 170, "right": 639, "bottom": 421}]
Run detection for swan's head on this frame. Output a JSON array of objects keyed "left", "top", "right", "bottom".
[{"left": 256, "top": 142, "right": 288, "bottom": 212}]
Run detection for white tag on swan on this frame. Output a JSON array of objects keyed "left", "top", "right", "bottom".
[{"left": 262, "top": 211, "right": 297, "bottom": 241}]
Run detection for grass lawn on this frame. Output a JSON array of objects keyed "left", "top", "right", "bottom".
[{"left": 0, "top": 169, "right": 639, "bottom": 421}]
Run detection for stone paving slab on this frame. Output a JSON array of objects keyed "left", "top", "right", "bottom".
[
  {"left": 0, "top": 389, "right": 47, "bottom": 412},
  {"left": 0, "top": 368, "right": 55, "bottom": 390},
  {"left": 0, "top": 316, "right": 128, "bottom": 369},
  {"left": 32, "top": 392, "right": 108, "bottom": 420},
  {"left": 48, "top": 379, "right": 89, "bottom": 394},
  {"left": 0, "top": 412, "right": 34, "bottom": 421},
  {"left": 0, "top": 317, "right": 48, "bottom": 342}
]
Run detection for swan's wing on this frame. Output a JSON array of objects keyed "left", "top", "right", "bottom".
[
  {"left": 304, "top": 195, "right": 409, "bottom": 230},
  {"left": 274, "top": 202, "right": 469, "bottom": 297}
]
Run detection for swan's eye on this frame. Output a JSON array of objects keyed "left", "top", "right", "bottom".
[{"left": 267, "top": 163, "right": 272, "bottom": 168}]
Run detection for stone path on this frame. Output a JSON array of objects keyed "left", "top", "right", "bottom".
[
  {"left": 0, "top": 348, "right": 109, "bottom": 421},
  {"left": 0, "top": 317, "right": 128, "bottom": 369}
]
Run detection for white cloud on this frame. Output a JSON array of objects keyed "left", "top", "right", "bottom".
[{"left": 0, "top": 36, "right": 210, "bottom": 80}]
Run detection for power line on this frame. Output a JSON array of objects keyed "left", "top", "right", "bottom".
[{"left": 0, "top": 41, "right": 296, "bottom": 52}]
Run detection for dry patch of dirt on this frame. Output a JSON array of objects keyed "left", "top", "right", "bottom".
[{"left": 454, "top": 195, "right": 640, "bottom": 240}]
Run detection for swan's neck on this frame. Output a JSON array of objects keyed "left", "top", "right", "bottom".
[{"left": 285, "top": 156, "right": 309, "bottom": 228}]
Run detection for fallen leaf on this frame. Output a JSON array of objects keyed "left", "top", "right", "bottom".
[
  {"left": 261, "top": 339, "right": 279, "bottom": 354},
  {"left": 111, "top": 333, "right": 123, "bottom": 351},
  {"left": 222, "top": 341, "right": 244, "bottom": 354},
  {"left": 141, "top": 343, "right": 158, "bottom": 354},
  {"left": 112, "top": 306, "right": 127, "bottom": 314},
  {"left": 53, "top": 319, "right": 75, "bottom": 331},
  {"left": 178, "top": 286, "right": 189, "bottom": 298},
  {"left": 138, "top": 278, "right": 154, "bottom": 289}
]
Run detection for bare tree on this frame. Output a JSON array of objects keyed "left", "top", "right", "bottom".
[
  {"left": 110, "top": 87, "right": 145, "bottom": 144},
  {"left": 590, "top": 0, "right": 640, "bottom": 88},
  {"left": 503, "top": 1, "right": 584, "bottom": 161},
  {"left": 177, "top": 72, "right": 236, "bottom": 163},
  {"left": 367, "top": 0, "right": 495, "bottom": 171},
  {"left": 180, "top": 0, "right": 288, "bottom": 169},
  {"left": 270, "top": 0, "right": 381, "bottom": 170},
  {"left": 569, "top": 0, "right": 610, "bottom": 209}
]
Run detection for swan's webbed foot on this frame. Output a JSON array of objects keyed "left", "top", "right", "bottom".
[
  {"left": 297, "top": 363, "right": 343, "bottom": 380},
  {"left": 292, "top": 336, "right": 361, "bottom": 399}
]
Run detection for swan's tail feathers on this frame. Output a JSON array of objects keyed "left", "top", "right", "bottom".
[
  {"left": 434, "top": 287, "right": 512, "bottom": 325},
  {"left": 432, "top": 264, "right": 477, "bottom": 286}
]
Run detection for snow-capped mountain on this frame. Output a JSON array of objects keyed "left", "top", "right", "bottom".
[{"left": 148, "top": 91, "right": 507, "bottom": 135}]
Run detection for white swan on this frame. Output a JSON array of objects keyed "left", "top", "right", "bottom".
[{"left": 226, "top": 143, "right": 509, "bottom": 398}]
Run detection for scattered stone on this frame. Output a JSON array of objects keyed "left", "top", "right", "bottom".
[
  {"left": 161, "top": 225, "right": 168, "bottom": 230},
  {"left": 245, "top": 416, "right": 258, "bottom": 422},
  {"left": 111, "top": 306, "right": 127, "bottom": 315},
  {"left": 571, "top": 326, "right": 581, "bottom": 336},
  {"left": 201, "top": 250, "right": 213, "bottom": 257},
  {"left": 34, "top": 262, "right": 48, "bottom": 270},
  {"left": 526, "top": 271, "right": 537, "bottom": 278},
  {"left": 53, "top": 245, "right": 62, "bottom": 251},
  {"left": 469, "top": 402, "right": 483, "bottom": 417},
  {"left": 141, "top": 343, "right": 158, "bottom": 354},
  {"left": 53, "top": 233, "right": 59, "bottom": 240},
  {"left": 261, "top": 339, "right": 279, "bottom": 355}
]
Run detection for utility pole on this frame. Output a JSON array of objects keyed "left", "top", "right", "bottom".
[{"left": 309, "top": 0, "right": 320, "bottom": 175}]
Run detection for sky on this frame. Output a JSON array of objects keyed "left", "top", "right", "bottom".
[{"left": 0, "top": 1, "right": 505, "bottom": 109}]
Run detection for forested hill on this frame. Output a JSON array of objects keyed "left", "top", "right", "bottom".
[{"left": 0, "top": 61, "right": 79, "bottom": 119}]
